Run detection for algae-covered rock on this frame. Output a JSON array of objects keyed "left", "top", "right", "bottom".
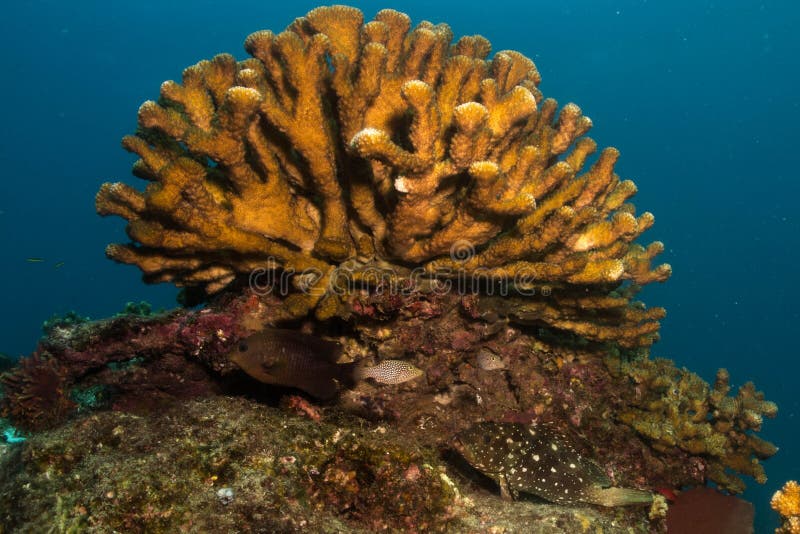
[
  {"left": 0, "top": 397, "right": 457, "bottom": 533},
  {"left": 0, "top": 396, "right": 656, "bottom": 533}
]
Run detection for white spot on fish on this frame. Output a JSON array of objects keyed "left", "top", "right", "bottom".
[{"left": 454, "top": 421, "right": 645, "bottom": 506}]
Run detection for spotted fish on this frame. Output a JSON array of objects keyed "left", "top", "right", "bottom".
[
  {"left": 356, "top": 359, "right": 423, "bottom": 385},
  {"left": 227, "top": 329, "right": 423, "bottom": 399},
  {"left": 453, "top": 422, "right": 653, "bottom": 506},
  {"left": 476, "top": 348, "right": 507, "bottom": 371}
]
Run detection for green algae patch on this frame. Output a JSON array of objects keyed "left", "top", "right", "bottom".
[{"left": 0, "top": 397, "right": 459, "bottom": 533}]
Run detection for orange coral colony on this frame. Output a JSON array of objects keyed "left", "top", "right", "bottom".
[
  {"left": 96, "top": 5, "right": 671, "bottom": 347},
  {"left": 772, "top": 480, "right": 800, "bottom": 534}
]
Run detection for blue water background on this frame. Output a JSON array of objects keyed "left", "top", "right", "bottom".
[{"left": 1, "top": 1, "right": 797, "bottom": 530}]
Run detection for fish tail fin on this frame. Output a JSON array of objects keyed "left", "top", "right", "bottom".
[
  {"left": 587, "top": 486, "right": 654, "bottom": 507},
  {"left": 340, "top": 360, "right": 369, "bottom": 387}
]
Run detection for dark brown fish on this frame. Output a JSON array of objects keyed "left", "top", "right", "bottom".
[
  {"left": 454, "top": 422, "right": 653, "bottom": 506},
  {"left": 228, "top": 329, "right": 422, "bottom": 399}
]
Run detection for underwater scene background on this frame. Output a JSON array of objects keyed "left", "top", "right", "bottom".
[{"left": 0, "top": 0, "right": 797, "bottom": 531}]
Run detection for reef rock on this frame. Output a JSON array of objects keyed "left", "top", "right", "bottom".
[{"left": 0, "top": 396, "right": 655, "bottom": 533}]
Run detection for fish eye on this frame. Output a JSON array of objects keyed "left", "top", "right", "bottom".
[
  {"left": 238, "top": 341, "right": 248, "bottom": 352},
  {"left": 482, "top": 435, "right": 491, "bottom": 445}
]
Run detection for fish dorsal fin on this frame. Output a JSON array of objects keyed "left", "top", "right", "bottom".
[{"left": 266, "top": 328, "right": 343, "bottom": 363}]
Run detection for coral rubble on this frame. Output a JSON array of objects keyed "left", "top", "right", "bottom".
[{"left": 97, "top": 5, "right": 669, "bottom": 347}]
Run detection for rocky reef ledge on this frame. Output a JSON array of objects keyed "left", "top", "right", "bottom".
[{"left": 0, "top": 396, "right": 653, "bottom": 533}]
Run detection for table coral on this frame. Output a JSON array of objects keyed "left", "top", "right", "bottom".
[{"left": 97, "top": 5, "right": 669, "bottom": 347}]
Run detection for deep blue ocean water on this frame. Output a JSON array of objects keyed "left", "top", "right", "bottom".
[{"left": 1, "top": 0, "right": 797, "bottom": 530}]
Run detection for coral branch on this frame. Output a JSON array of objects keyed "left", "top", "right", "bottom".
[
  {"left": 772, "top": 480, "right": 800, "bottom": 534},
  {"left": 98, "top": 6, "right": 670, "bottom": 346}
]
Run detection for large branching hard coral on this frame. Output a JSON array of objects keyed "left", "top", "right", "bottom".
[
  {"left": 616, "top": 358, "right": 778, "bottom": 493},
  {"left": 97, "top": 5, "right": 670, "bottom": 347}
]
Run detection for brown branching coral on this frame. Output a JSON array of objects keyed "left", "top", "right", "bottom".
[
  {"left": 616, "top": 358, "right": 778, "bottom": 493},
  {"left": 97, "top": 5, "right": 670, "bottom": 346}
]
